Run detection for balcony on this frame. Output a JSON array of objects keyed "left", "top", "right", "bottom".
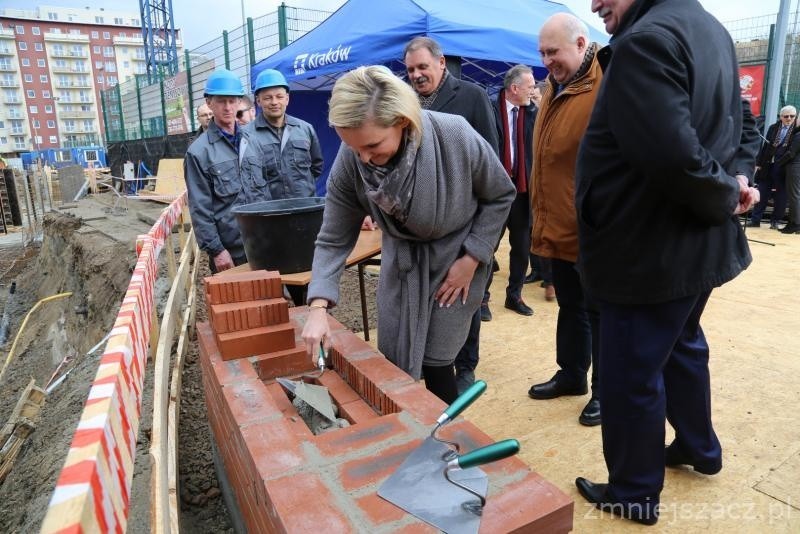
[
  {"left": 0, "top": 28, "right": 15, "bottom": 38},
  {"left": 59, "top": 110, "right": 95, "bottom": 119},
  {"left": 113, "top": 35, "right": 145, "bottom": 46},
  {"left": 4, "top": 98, "right": 21, "bottom": 104},
  {"left": 0, "top": 48, "right": 14, "bottom": 56},
  {"left": 0, "top": 79, "right": 18, "bottom": 87},
  {"left": 44, "top": 32, "right": 90, "bottom": 43},
  {"left": 54, "top": 81, "right": 92, "bottom": 89},
  {"left": 61, "top": 126, "right": 97, "bottom": 134},
  {"left": 50, "top": 66, "right": 90, "bottom": 74},
  {"left": 11, "top": 128, "right": 25, "bottom": 135},
  {"left": 49, "top": 50, "right": 89, "bottom": 58}
]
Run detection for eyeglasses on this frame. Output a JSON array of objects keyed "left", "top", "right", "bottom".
[
  {"left": 236, "top": 108, "right": 253, "bottom": 118},
  {"left": 782, "top": 115, "right": 796, "bottom": 118}
]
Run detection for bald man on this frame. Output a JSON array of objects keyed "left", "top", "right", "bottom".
[{"left": 196, "top": 103, "right": 213, "bottom": 134}]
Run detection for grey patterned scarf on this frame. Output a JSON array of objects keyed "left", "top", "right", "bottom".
[{"left": 418, "top": 70, "right": 450, "bottom": 110}]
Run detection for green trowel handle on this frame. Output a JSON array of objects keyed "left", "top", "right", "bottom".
[
  {"left": 440, "top": 380, "right": 487, "bottom": 424},
  {"left": 456, "top": 439, "right": 520, "bottom": 470}
]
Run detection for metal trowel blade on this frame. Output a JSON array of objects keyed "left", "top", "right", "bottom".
[{"left": 277, "top": 378, "right": 337, "bottom": 422}]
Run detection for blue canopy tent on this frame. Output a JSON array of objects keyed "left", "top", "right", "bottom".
[{"left": 250, "top": 0, "right": 607, "bottom": 191}]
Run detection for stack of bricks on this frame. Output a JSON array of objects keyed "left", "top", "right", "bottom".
[{"left": 199, "top": 270, "right": 573, "bottom": 532}]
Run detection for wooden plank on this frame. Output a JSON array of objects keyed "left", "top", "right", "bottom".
[{"left": 150, "top": 228, "right": 194, "bottom": 534}]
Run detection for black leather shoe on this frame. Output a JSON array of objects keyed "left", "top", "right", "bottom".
[
  {"left": 780, "top": 223, "right": 800, "bottom": 234},
  {"left": 746, "top": 220, "right": 761, "bottom": 228},
  {"left": 578, "top": 397, "right": 601, "bottom": 426},
  {"left": 524, "top": 272, "right": 542, "bottom": 284},
  {"left": 480, "top": 303, "right": 492, "bottom": 322},
  {"left": 770, "top": 221, "right": 779, "bottom": 229},
  {"left": 664, "top": 442, "right": 722, "bottom": 475},
  {"left": 575, "top": 477, "right": 658, "bottom": 526},
  {"left": 528, "top": 378, "right": 587, "bottom": 399},
  {"left": 505, "top": 296, "right": 534, "bottom": 316},
  {"left": 455, "top": 369, "right": 475, "bottom": 395}
]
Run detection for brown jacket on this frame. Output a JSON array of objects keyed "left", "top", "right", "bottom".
[{"left": 531, "top": 51, "right": 602, "bottom": 262}]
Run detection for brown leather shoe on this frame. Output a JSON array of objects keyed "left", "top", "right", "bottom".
[{"left": 545, "top": 284, "right": 556, "bottom": 301}]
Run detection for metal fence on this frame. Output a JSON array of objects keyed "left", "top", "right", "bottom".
[
  {"left": 725, "top": 10, "right": 800, "bottom": 114},
  {"left": 100, "top": 4, "right": 331, "bottom": 143}
]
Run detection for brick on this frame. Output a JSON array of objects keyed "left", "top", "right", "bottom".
[
  {"left": 385, "top": 382, "right": 446, "bottom": 425},
  {"left": 241, "top": 420, "right": 307, "bottom": 480},
  {"left": 338, "top": 439, "right": 421, "bottom": 491},
  {"left": 216, "top": 323, "right": 296, "bottom": 360},
  {"left": 480, "top": 473, "right": 573, "bottom": 533},
  {"left": 329, "top": 329, "right": 378, "bottom": 359},
  {"left": 252, "top": 346, "right": 313, "bottom": 380},
  {"left": 314, "top": 413, "right": 409, "bottom": 458},
  {"left": 393, "top": 524, "right": 440, "bottom": 534},
  {"left": 209, "top": 298, "right": 289, "bottom": 334},
  {"left": 355, "top": 493, "right": 407, "bottom": 526},
  {"left": 264, "top": 382, "right": 315, "bottom": 441},
  {"left": 221, "top": 378, "right": 281, "bottom": 426},
  {"left": 205, "top": 270, "right": 282, "bottom": 304},
  {"left": 264, "top": 473, "right": 352, "bottom": 532},
  {"left": 315, "top": 370, "right": 361, "bottom": 405},
  {"left": 338, "top": 399, "right": 379, "bottom": 425}
]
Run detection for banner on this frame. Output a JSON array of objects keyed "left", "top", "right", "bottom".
[{"left": 739, "top": 64, "right": 766, "bottom": 117}]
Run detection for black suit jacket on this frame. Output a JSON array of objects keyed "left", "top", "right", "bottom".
[
  {"left": 493, "top": 93, "right": 536, "bottom": 183},
  {"left": 427, "top": 74, "right": 500, "bottom": 156}
]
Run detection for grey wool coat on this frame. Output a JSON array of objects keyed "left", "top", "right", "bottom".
[{"left": 307, "top": 111, "right": 514, "bottom": 379}]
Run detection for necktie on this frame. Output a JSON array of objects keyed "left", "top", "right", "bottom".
[
  {"left": 778, "top": 125, "right": 789, "bottom": 144},
  {"left": 511, "top": 106, "right": 518, "bottom": 170}
]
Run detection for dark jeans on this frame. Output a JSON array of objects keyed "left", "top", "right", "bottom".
[
  {"left": 531, "top": 254, "right": 553, "bottom": 285},
  {"left": 752, "top": 163, "right": 787, "bottom": 223},
  {"left": 454, "top": 308, "right": 481, "bottom": 373},
  {"left": 598, "top": 291, "right": 719, "bottom": 514},
  {"left": 484, "top": 192, "right": 531, "bottom": 301},
  {"left": 551, "top": 259, "right": 599, "bottom": 394}
]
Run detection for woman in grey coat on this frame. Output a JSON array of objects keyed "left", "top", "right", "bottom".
[{"left": 302, "top": 66, "right": 514, "bottom": 402}]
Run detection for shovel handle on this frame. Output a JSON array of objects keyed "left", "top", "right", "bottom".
[
  {"left": 453, "top": 439, "right": 520, "bottom": 470},
  {"left": 438, "top": 380, "right": 487, "bottom": 425}
]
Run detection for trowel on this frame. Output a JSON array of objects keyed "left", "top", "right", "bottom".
[
  {"left": 378, "top": 381, "right": 521, "bottom": 533},
  {"left": 275, "top": 342, "right": 336, "bottom": 421}
]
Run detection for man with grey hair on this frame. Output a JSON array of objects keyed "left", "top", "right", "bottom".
[
  {"left": 484, "top": 64, "right": 537, "bottom": 319},
  {"left": 195, "top": 103, "right": 213, "bottom": 134},
  {"left": 404, "top": 35, "right": 499, "bottom": 394},
  {"left": 527, "top": 12, "right": 603, "bottom": 428}
]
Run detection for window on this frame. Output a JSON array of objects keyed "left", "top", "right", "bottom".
[
  {"left": 83, "top": 119, "right": 93, "bottom": 130},
  {"left": 119, "top": 32, "right": 126, "bottom": 38},
  {"left": 107, "top": 76, "right": 117, "bottom": 86},
  {"left": 18, "top": 42, "right": 27, "bottom": 51},
  {"left": 0, "top": 137, "right": 7, "bottom": 145},
  {"left": 0, "top": 59, "right": 10, "bottom": 70},
  {"left": 93, "top": 45, "right": 100, "bottom": 54},
  {"left": 27, "top": 89, "right": 35, "bottom": 98},
  {"left": 64, "top": 119, "right": 75, "bottom": 131},
  {"left": 14, "top": 138, "right": 26, "bottom": 150},
  {"left": 45, "top": 105, "right": 52, "bottom": 113},
  {"left": 71, "top": 45, "right": 84, "bottom": 56},
  {"left": 36, "top": 59, "right": 45, "bottom": 67},
  {"left": 74, "top": 61, "right": 86, "bottom": 72},
  {"left": 95, "top": 61, "right": 103, "bottom": 69},
  {"left": 40, "top": 75, "right": 48, "bottom": 83},
  {"left": 79, "top": 90, "right": 90, "bottom": 103},
  {"left": 123, "top": 61, "right": 129, "bottom": 69},
  {"left": 49, "top": 135, "right": 57, "bottom": 143},
  {"left": 50, "top": 28, "right": 60, "bottom": 34},
  {"left": 42, "top": 90, "right": 50, "bottom": 98},
  {"left": 54, "top": 59, "right": 66, "bottom": 68},
  {"left": 132, "top": 19, "right": 140, "bottom": 26},
  {"left": 48, "top": 12, "right": 58, "bottom": 20},
  {"left": 121, "top": 47, "right": 128, "bottom": 55},
  {"left": 114, "top": 17, "right": 123, "bottom": 25},
  {"left": 103, "top": 46, "right": 113, "bottom": 57},
  {"left": 95, "top": 17, "right": 104, "bottom": 24},
  {"left": 103, "top": 32, "right": 110, "bottom": 39},
  {"left": 15, "top": 25, "right": 24, "bottom": 35},
  {"left": 97, "top": 75, "right": 104, "bottom": 83},
  {"left": 104, "top": 62, "right": 116, "bottom": 72},
  {"left": 0, "top": 121, "right": 4, "bottom": 129},
  {"left": 53, "top": 44, "right": 64, "bottom": 56},
  {"left": 91, "top": 31, "right": 99, "bottom": 39},
  {"left": 34, "top": 43, "right": 43, "bottom": 51},
  {"left": 24, "top": 74, "right": 33, "bottom": 82},
  {"left": 34, "top": 135, "right": 42, "bottom": 145},
  {"left": 21, "top": 58, "right": 30, "bottom": 67},
  {"left": 32, "top": 27, "right": 40, "bottom": 35},
  {"left": 33, "top": 119, "right": 40, "bottom": 128},
  {"left": 69, "top": 29, "right": 80, "bottom": 35},
  {"left": 10, "top": 119, "right": 24, "bottom": 133},
  {"left": 47, "top": 120, "right": 55, "bottom": 128},
  {"left": 1, "top": 74, "right": 13, "bottom": 85},
  {"left": 30, "top": 105, "right": 38, "bottom": 114},
  {"left": 133, "top": 32, "right": 142, "bottom": 39}
]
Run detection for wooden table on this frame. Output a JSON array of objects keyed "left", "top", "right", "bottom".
[{"left": 224, "top": 229, "right": 382, "bottom": 340}]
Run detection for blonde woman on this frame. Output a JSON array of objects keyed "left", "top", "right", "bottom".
[{"left": 301, "top": 66, "right": 514, "bottom": 402}]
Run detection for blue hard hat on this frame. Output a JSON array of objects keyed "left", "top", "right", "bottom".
[
  {"left": 254, "top": 69, "right": 289, "bottom": 94},
  {"left": 204, "top": 69, "right": 245, "bottom": 97}
]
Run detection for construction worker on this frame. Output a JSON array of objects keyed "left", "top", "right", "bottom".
[
  {"left": 184, "top": 69, "right": 268, "bottom": 272},
  {"left": 245, "top": 69, "right": 323, "bottom": 199}
]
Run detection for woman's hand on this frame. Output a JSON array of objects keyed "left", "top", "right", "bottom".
[
  {"left": 361, "top": 215, "right": 377, "bottom": 230},
  {"left": 301, "top": 301, "right": 332, "bottom": 364},
  {"left": 435, "top": 254, "right": 479, "bottom": 307}
]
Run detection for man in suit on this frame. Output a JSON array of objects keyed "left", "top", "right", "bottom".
[
  {"left": 484, "top": 64, "right": 537, "bottom": 318},
  {"left": 404, "top": 36, "right": 499, "bottom": 394}
]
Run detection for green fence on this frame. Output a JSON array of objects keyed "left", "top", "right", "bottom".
[{"left": 101, "top": 4, "right": 331, "bottom": 143}]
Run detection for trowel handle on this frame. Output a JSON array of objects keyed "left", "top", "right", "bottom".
[
  {"left": 437, "top": 380, "right": 487, "bottom": 426},
  {"left": 452, "top": 439, "right": 520, "bottom": 470}
]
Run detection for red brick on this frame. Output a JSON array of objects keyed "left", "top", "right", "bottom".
[
  {"left": 209, "top": 298, "right": 289, "bottom": 334},
  {"left": 264, "top": 473, "right": 353, "bottom": 532},
  {"left": 314, "top": 413, "right": 410, "bottom": 457},
  {"left": 393, "top": 524, "right": 440, "bottom": 534},
  {"left": 480, "top": 473, "right": 573, "bottom": 533},
  {"left": 205, "top": 270, "right": 282, "bottom": 304},
  {"left": 252, "top": 346, "right": 314, "bottom": 380},
  {"left": 329, "top": 329, "right": 378, "bottom": 359},
  {"left": 338, "top": 399, "right": 379, "bottom": 425},
  {"left": 216, "top": 323, "right": 296, "bottom": 360},
  {"left": 241, "top": 420, "right": 307, "bottom": 480},
  {"left": 338, "top": 439, "right": 421, "bottom": 491},
  {"left": 355, "top": 493, "right": 407, "bottom": 526},
  {"left": 315, "top": 370, "right": 361, "bottom": 405},
  {"left": 264, "top": 382, "right": 315, "bottom": 441},
  {"left": 221, "top": 378, "right": 281, "bottom": 426},
  {"left": 385, "top": 382, "right": 446, "bottom": 425}
]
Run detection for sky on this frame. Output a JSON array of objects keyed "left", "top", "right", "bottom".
[{"left": 1, "top": 0, "right": 788, "bottom": 50}]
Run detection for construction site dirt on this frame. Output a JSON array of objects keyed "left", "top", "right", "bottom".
[{"left": 0, "top": 195, "right": 378, "bottom": 533}]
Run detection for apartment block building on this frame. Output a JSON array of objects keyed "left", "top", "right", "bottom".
[{"left": 0, "top": 4, "right": 181, "bottom": 157}]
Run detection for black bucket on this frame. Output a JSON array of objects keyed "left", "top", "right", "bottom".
[{"left": 232, "top": 197, "right": 325, "bottom": 274}]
